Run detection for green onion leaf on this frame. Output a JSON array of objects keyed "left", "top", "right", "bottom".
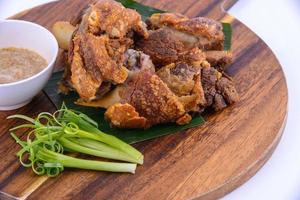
[
  {"left": 8, "top": 106, "right": 143, "bottom": 176},
  {"left": 38, "top": 148, "right": 137, "bottom": 174}
]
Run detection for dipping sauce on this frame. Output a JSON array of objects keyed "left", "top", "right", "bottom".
[{"left": 0, "top": 47, "right": 48, "bottom": 84}]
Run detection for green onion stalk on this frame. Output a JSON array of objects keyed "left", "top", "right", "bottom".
[
  {"left": 56, "top": 106, "right": 143, "bottom": 163},
  {"left": 8, "top": 103, "right": 143, "bottom": 177}
]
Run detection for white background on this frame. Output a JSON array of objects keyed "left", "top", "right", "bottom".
[{"left": 1, "top": 0, "right": 300, "bottom": 199}]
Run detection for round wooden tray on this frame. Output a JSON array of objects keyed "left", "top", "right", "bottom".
[{"left": 0, "top": 0, "right": 287, "bottom": 199}]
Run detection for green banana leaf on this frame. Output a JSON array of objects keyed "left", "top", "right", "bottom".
[
  {"left": 44, "top": 0, "right": 233, "bottom": 144},
  {"left": 117, "top": 0, "right": 165, "bottom": 21},
  {"left": 222, "top": 23, "right": 232, "bottom": 50}
]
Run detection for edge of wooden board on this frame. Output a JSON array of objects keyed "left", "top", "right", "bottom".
[{"left": 2, "top": 1, "right": 288, "bottom": 200}]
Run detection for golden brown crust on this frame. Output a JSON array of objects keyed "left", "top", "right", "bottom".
[
  {"left": 87, "top": 0, "right": 148, "bottom": 38},
  {"left": 191, "top": 73, "right": 206, "bottom": 108},
  {"left": 157, "top": 61, "right": 206, "bottom": 112},
  {"left": 104, "top": 103, "right": 148, "bottom": 129},
  {"left": 81, "top": 33, "right": 128, "bottom": 84},
  {"left": 176, "top": 113, "right": 192, "bottom": 125},
  {"left": 205, "top": 51, "right": 232, "bottom": 71},
  {"left": 102, "top": 69, "right": 190, "bottom": 128},
  {"left": 178, "top": 94, "right": 200, "bottom": 112},
  {"left": 66, "top": 0, "right": 148, "bottom": 101},
  {"left": 178, "top": 48, "right": 206, "bottom": 67},
  {"left": 70, "top": 35, "right": 102, "bottom": 100},
  {"left": 137, "top": 28, "right": 185, "bottom": 66},
  {"left": 122, "top": 70, "right": 187, "bottom": 127},
  {"left": 148, "top": 13, "right": 188, "bottom": 29},
  {"left": 137, "top": 13, "right": 224, "bottom": 66},
  {"left": 157, "top": 63, "right": 197, "bottom": 96},
  {"left": 148, "top": 13, "right": 224, "bottom": 45}
]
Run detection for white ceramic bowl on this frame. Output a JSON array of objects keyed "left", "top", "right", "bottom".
[{"left": 0, "top": 20, "right": 58, "bottom": 110}]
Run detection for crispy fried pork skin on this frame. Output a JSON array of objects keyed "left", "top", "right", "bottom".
[
  {"left": 136, "top": 27, "right": 190, "bottom": 66},
  {"left": 136, "top": 13, "right": 224, "bottom": 66},
  {"left": 156, "top": 62, "right": 206, "bottom": 112},
  {"left": 135, "top": 11, "right": 238, "bottom": 113},
  {"left": 121, "top": 70, "right": 187, "bottom": 127},
  {"left": 105, "top": 70, "right": 191, "bottom": 129},
  {"left": 176, "top": 113, "right": 192, "bottom": 125},
  {"left": 157, "top": 63, "right": 199, "bottom": 96},
  {"left": 69, "top": 35, "right": 102, "bottom": 100},
  {"left": 64, "top": 0, "right": 148, "bottom": 101},
  {"left": 80, "top": 33, "right": 129, "bottom": 84},
  {"left": 105, "top": 103, "right": 148, "bottom": 129},
  {"left": 178, "top": 48, "right": 207, "bottom": 68},
  {"left": 155, "top": 48, "right": 207, "bottom": 112},
  {"left": 76, "top": 49, "right": 155, "bottom": 109},
  {"left": 205, "top": 51, "right": 232, "bottom": 71},
  {"left": 84, "top": 0, "right": 148, "bottom": 38},
  {"left": 148, "top": 13, "right": 224, "bottom": 47},
  {"left": 57, "top": 1, "right": 239, "bottom": 129}
]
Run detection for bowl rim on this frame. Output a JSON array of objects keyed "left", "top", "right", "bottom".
[{"left": 0, "top": 19, "right": 58, "bottom": 88}]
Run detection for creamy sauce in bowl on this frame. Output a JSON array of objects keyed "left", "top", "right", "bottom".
[{"left": 0, "top": 47, "right": 48, "bottom": 84}]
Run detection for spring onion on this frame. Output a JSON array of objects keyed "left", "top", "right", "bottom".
[{"left": 8, "top": 103, "right": 143, "bottom": 176}]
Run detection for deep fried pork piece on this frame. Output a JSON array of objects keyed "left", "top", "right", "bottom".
[
  {"left": 135, "top": 13, "right": 238, "bottom": 113},
  {"left": 148, "top": 13, "right": 224, "bottom": 49},
  {"left": 201, "top": 66, "right": 239, "bottom": 111},
  {"left": 105, "top": 103, "right": 147, "bottom": 129},
  {"left": 216, "top": 76, "right": 239, "bottom": 104},
  {"left": 136, "top": 13, "right": 224, "bottom": 66},
  {"left": 75, "top": 49, "right": 155, "bottom": 109},
  {"left": 64, "top": 0, "right": 148, "bottom": 101},
  {"left": 157, "top": 63, "right": 206, "bottom": 112},
  {"left": 136, "top": 27, "right": 188, "bottom": 66},
  {"left": 68, "top": 34, "right": 103, "bottom": 100},
  {"left": 83, "top": 0, "right": 148, "bottom": 38},
  {"left": 157, "top": 63, "right": 200, "bottom": 97},
  {"left": 78, "top": 49, "right": 192, "bottom": 129},
  {"left": 205, "top": 50, "right": 232, "bottom": 71},
  {"left": 105, "top": 69, "right": 191, "bottom": 129},
  {"left": 156, "top": 48, "right": 207, "bottom": 112},
  {"left": 56, "top": 2, "right": 239, "bottom": 129}
]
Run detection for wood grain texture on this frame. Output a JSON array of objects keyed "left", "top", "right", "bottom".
[{"left": 0, "top": 0, "right": 288, "bottom": 199}]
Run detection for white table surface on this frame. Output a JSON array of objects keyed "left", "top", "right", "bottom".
[{"left": 1, "top": 0, "right": 300, "bottom": 199}]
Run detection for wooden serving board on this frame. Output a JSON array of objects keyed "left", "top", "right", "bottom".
[{"left": 0, "top": 0, "right": 288, "bottom": 199}]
